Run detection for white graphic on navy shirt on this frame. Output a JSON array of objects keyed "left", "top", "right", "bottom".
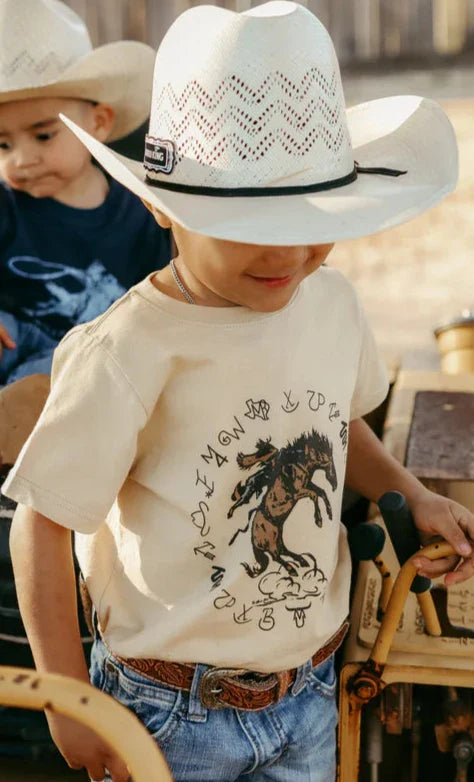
[{"left": 7, "top": 256, "right": 126, "bottom": 335}]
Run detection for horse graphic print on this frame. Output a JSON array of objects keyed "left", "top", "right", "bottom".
[{"left": 228, "top": 429, "right": 337, "bottom": 578}]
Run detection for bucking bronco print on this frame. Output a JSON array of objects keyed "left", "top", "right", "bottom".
[{"left": 228, "top": 429, "right": 337, "bottom": 577}]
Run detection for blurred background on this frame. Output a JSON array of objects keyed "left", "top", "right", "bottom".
[
  {"left": 67, "top": 0, "right": 474, "bottom": 370},
  {"left": 66, "top": 0, "right": 474, "bottom": 64}
]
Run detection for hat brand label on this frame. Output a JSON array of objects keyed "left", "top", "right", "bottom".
[{"left": 144, "top": 136, "right": 176, "bottom": 175}]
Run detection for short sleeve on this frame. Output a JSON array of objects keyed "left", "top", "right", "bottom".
[
  {"left": 2, "top": 329, "right": 147, "bottom": 532},
  {"left": 350, "top": 301, "right": 389, "bottom": 421}
]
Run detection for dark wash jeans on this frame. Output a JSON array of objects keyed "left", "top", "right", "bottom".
[{"left": 0, "top": 310, "right": 56, "bottom": 385}]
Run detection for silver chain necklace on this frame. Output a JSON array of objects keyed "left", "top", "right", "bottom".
[{"left": 170, "top": 258, "right": 195, "bottom": 305}]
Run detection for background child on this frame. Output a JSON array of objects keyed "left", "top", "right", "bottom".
[
  {"left": 0, "top": 0, "right": 171, "bottom": 386},
  {"left": 4, "top": 3, "right": 473, "bottom": 781}
]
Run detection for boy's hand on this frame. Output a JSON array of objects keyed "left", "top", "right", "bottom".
[
  {"left": 410, "top": 488, "right": 474, "bottom": 585},
  {"left": 0, "top": 322, "right": 16, "bottom": 360},
  {"left": 46, "top": 712, "right": 130, "bottom": 782}
]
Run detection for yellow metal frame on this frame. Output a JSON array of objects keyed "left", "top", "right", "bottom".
[
  {"left": 337, "top": 541, "right": 474, "bottom": 782},
  {"left": 0, "top": 666, "right": 173, "bottom": 781}
]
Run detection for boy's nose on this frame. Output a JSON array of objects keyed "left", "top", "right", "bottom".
[
  {"left": 263, "top": 246, "right": 299, "bottom": 260},
  {"left": 262, "top": 246, "right": 306, "bottom": 268},
  {"left": 14, "top": 144, "right": 41, "bottom": 170}
]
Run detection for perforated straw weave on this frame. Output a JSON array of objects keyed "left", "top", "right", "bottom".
[{"left": 145, "top": 3, "right": 354, "bottom": 189}]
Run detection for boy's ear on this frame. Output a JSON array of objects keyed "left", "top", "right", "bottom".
[
  {"left": 91, "top": 103, "right": 116, "bottom": 142},
  {"left": 140, "top": 199, "right": 173, "bottom": 229}
]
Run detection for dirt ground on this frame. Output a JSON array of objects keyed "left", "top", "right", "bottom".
[{"left": 331, "top": 67, "right": 474, "bottom": 365}]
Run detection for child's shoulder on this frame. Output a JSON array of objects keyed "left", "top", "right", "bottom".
[{"left": 55, "top": 278, "right": 169, "bottom": 413}]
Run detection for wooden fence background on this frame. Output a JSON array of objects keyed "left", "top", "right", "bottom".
[{"left": 65, "top": 0, "right": 474, "bottom": 65}]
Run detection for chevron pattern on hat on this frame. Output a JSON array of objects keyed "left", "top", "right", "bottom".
[{"left": 145, "top": 2, "right": 354, "bottom": 190}]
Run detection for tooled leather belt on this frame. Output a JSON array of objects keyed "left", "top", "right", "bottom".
[{"left": 112, "top": 620, "right": 349, "bottom": 711}]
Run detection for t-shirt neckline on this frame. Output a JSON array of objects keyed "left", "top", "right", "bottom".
[{"left": 135, "top": 271, "right": 306, "bottom": 325}]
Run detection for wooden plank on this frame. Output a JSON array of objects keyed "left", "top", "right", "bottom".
[
  {"left": 230, "top": 0, "right": 253, "bottom": 10},
  {"left": 399, "top": 0, "right": 421, "bottom": 54},
  {"left": 433, "top": 0, "right": 468, "bottom": 53},
  {"left": 467, "top": 0, "right": 474, "bottom": 38},
  {"left": 65, "top": 0, "right": 95, "bottom": 42},
  {"left": 66, "top": 0, "right": 87, "bottom": 22},
  {"left": 306, "top": 0, "right": 331, "bottom": 29},
  {"left": 81, "top": 3, "right": 101, "bottom": 47},
  {"left": 143, "top": 0, "right": 188, "bottom": 47},
  {"left": 354, "top": 0, "right": 381, "bottom": 60},
  {"left": 418, "top": 0, "right": 435, "bottom": 52},
  {"left": 328, "top": 0, "right": 356, "bottom": 64},
  {"left": 383, "top": 370, "right": 474, "bottom": 467},
  {"left": 61, "top": 0, "right": 473, "bottom": 63},
  {"left": 403, "top": 0, "right": 436, "bottom": 55},
  {"left": 379, "top": 0, "right": 402, "bottom": 56},
  {"left": 405, "top": 391, "right": 474, "bottom": 480},
  {"left": 125, "top": 0, "right": 148, "bottom": 43},
  {"left": 95, "top": 0, "right": 126, "bottom": 43}
]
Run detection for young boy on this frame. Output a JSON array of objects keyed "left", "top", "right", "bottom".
[
  {"left": 4, "top": 3, "right": 473, "bottom": 781},
  {"left": 0, "top": 0, "right": 171, "bottom": 386}
]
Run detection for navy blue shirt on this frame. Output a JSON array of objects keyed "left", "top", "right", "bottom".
[{"left": 0, "top": 179, "right": 171, "bottom": 339}]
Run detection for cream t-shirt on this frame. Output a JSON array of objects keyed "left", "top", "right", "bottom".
[{"left": 4, "top": 267, "right": 388, "bottom": 672}]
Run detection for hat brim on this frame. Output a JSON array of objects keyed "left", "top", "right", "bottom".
[
  {"left": 1, "top": 41, "right": 155, "bottom": 142},
  {"left": 60, "top": 95, "right": 458, "bottom": 244}
]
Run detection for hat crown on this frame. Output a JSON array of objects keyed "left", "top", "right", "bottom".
[
  {"left": 0, "top": 0, "right": 92, "bottom": 92},
  {"left": 146, "top": 2, "right": 353, "bottom": 190}
]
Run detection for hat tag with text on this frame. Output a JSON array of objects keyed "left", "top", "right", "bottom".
[{"left": 144, "top": 136, "right": 176, "bottom": 175}]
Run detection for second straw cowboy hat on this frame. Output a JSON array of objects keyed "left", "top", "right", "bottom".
[
  {"left": 62, "top": 1, "right": 458, "bottom": 244},
  {"left": 0, "top": 0, "right": 154, "bottom": 141}
]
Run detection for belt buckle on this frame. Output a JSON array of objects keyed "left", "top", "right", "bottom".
[{"left": 199, "top": 666, "right": 249, "bottom": 709}]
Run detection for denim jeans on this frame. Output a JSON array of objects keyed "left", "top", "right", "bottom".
[
  {"left": 90, "top": 637, "right": 338, "bottom": 782},
  {"left": 0, "top": 310, "right": 57, "bottom": 385}
]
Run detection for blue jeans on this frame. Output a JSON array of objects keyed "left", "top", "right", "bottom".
[
  {"left": 90, "top": 638, "right": 337, "bottom": 781},
  {"left": 0, "top": 310, "right": 57, "bottom": 384}
]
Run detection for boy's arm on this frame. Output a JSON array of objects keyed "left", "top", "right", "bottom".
[
  {"left": 10, "top": 504, "right": 87, "bottom": 678},
  {"left": 10, "top": 504, "right": 130, "bottom": 782},
  {"left": 0, "top": 322, "right": 16, "bottom": 361},
  {"left": 345, "top": 418, "right": 474, "bottom": 585}
]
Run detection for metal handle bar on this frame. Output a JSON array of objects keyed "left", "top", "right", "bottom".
[
  {"left": 350, "top": 540, "right": 455, "bottom": 702},
  {"left": 0, "top": 666, "right": 173, "bottom": 781}
]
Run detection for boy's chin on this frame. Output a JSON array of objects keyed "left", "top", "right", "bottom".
[
  {"left": 25, "top": 183, "right": 58, "bottom": 199},
  {"left": 8, "top": 177, "right": 59, "bottom": 199}
]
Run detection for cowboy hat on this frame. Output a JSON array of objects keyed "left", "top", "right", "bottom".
[
  {"left": 61, "top": 1, "right": 459, "bottom": 244},
  {"left": 0, "top": 0, "right": 155, "bottom": 141}
]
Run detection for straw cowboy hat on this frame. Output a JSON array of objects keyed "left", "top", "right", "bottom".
[
  {"left": 0, "top": 0, "right": 155, "bottom": 141},
  {"left": 61, "top": 1, "right": 459, "bottom": 244}
]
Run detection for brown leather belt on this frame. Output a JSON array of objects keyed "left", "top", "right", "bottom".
[{"left": 113, "top": 620, "right": 349, "bottom": 711}]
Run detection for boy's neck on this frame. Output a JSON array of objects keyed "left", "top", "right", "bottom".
[{"left": 53, "top": 162, "right": 109, "bottom": 209}]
